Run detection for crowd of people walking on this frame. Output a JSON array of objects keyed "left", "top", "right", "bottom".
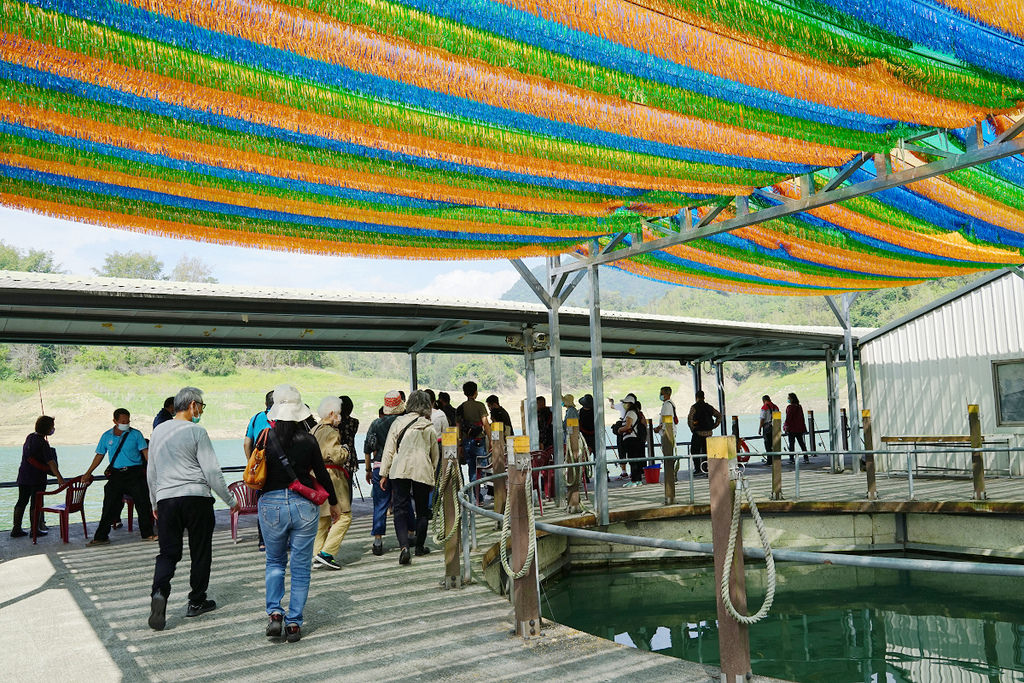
[{"left": 11, "top": 380, "right": 812, "bottom": 640}]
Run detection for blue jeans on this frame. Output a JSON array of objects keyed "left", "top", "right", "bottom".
[
  {"left": 259, "top": 489, "right": 318, "bottom": 626},
  {"left": 371, "top": 467, "right": 412, "bottom": 538},
  {"left": 464, "top": 439, "right": 485, "bottom": 500}
]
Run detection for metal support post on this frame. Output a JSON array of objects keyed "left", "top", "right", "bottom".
[
  {"left": 408, "top": 352, "right": 418, "bottom": 392},
  {"left": 524, "top": 331, "right": 539, "bottom": 451},
  {"left": 841, "top": 409, "right": 850, "bottom": 452},
  {"left": 863, "top": 410, "right": 876, "bottom": 501},
  {"left": 716, "top": 362, "right": 728, "bottom": 435},
  {"left": 546, "top": 257, "right": 566, "bottom": 507},
  {"left": 441, "top": 428, "right": 461, "bottom": 588},
  {"left": 771, "top": 410, "right": 783, "bottom": 500},
  {"left": 491, "top": 421, "right": 507, "bottom": 517},
  {"left": 509, "top": 436, "right": 540, "bottom": 638},
  {"left": 566, "top": 418, "right": 583, "bottom": 513},
  {"left": 841, "top": 293, "right": 862, "bottom": 454},
  {"left": 708, "top": 435, "right": 752, "bottom": 681},
  {"left": 460, "top": 502, "right": 472, "bottom": 583},
  {"left": 969, "top": 404, "right": 986, "bottom": 500},
  {"left": 691, "top": 361, "right": 703, "bottom": 395},
  {"left": 663, "top": 414, "right": 676, "bottom": 505},
  {"left": 807, "top": 410, "right": 816, "bottom": 453},
  {"left": 588, "top": 262, "right": 609, "bottom": 526},
  {"left": 825, "top": 347, "right": 841, "bottom": 471}
]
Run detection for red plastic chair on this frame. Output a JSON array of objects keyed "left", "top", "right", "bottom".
[
  {"left": 123, "top": 494, "right": 135, "bottom": 532},
  {"left": 33, "top": 476, "right": 91, "bottom": 544},
  {"left": 228, "top": 481, "right": 259, "bottom": 543},
  {"left": 530, "top": 448, "right": 554, "bottom": 515}
]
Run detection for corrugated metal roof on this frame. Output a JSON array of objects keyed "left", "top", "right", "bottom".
[
  {"left": 0, "top": 271, "right": 856, "bottom": 361},
  {"left": 858, "top": 269, "right": 1024, "bottom": 346}
]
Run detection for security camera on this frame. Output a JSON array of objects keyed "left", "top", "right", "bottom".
[{"left": 533, "top": 331, "right": 549, "bottom": 345}]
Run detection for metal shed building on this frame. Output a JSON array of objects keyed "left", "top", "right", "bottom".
[{"left": 859, "top": 269, "right": 1024, "bottom": 473}]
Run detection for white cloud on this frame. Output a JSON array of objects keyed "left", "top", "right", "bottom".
[{"left": 415, "top": 268, "right": 521, "bottom": 301}]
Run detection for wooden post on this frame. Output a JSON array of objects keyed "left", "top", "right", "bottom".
[
  {"left": 863, "top": 410, "right": 876, "bottom": 501},
  {"left": 771, "top": 410, "right": 783, "bottom": 500},
  {"left": 566, "top": 418, "right": 583, "bottom": 513},
  {"left": 969, "top": 404, "right": 986, "bottom": 500},
  {"left": 441, "top": 428, "right": 461, "bottom": 588},
  {"left": 663, "top": 414, "right": 676, "bottom": 505},
  {"left": 708, "top": 435, "right": 751, "bottom": 681},
  {"left": 491, "top": 421, "right": 507, "bottom": 516},
  {"left": 807, "top": 410, "right": 816, "bottom": 453},
  {"left": 509, "top": 435, "right": 540, "bottom": 638}
]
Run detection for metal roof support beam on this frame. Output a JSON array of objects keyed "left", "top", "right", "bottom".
[
  {"left": 995, "top": 118, "right": 1024, "bottom": 144},
  {"left": 821, "top": 153, "right": 869, "bottom": 193},
  {"left": 557, "top": 270, "right": 587, "bottom": 303},
  {"left": 551, "top": 133, "right": 1024, "bottom": 276},
  {"left": 826, "top": 293, "right": 862, "bottom": 459},
  {"left": 409, "top": 320, "right": 498, "bottom": 353},
  {"left": 509, "top": 258, "right": 550, "bottom": 308}
]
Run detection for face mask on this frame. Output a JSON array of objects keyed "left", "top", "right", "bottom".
[
  {"left": 659, "top": 395, "right": 665, "bottom": 401},
  {"left": 191, "top": 415, "right": 202, "bottom": 424},
  {"left": 117, "top": 422, "right": 130, "bottom": 431},
  {"left": 48, "top": 428, "right": 56, "bottom": 436}
]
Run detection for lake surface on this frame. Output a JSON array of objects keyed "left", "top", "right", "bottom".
[{"left": 542, "top": 562, "right": 1024, "bottom": 682}]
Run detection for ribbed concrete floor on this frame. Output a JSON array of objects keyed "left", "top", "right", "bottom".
[{"left": 0, "top": 497, "right": 729, "bottom": 682}]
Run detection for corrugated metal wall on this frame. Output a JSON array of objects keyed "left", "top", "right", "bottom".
[{"left": 860, "top": 272, "right": 1024, "bottom": 473}]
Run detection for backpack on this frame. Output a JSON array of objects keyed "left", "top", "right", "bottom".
[{"left": 632, "top": 411, "right": 648, "bottom": 443}]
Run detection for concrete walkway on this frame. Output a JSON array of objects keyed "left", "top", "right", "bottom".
[{"left": 0, "top": 497, "right": 729, "bottom": 682}]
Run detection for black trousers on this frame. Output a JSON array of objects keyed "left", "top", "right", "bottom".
[
  {"left": 392, "top": 479, "right": 431, "bottom": 550},
  {"left": 690, "top": 434, "right": 708, "bottom": 475},
  {"left": 787, "top": 432, "right": 807, "bottom": 453},
  {"left": 13, "top": 484, "right": 44, "bottom": 530},
  {"left": 151, "top": 496, "right": 215, "bottom": 603},
  {"left": 95, "top": 467, "right": 154, "bottom": 540},
  {"left": 624, "top": 438, "right": 645, "bottom": 482}
]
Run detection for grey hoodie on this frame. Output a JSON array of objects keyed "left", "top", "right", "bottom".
[{"left": 147, "top": 419, "right": 237, "bottom": 508}]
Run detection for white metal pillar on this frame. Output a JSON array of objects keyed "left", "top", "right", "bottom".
[
  {"left": 546, "top": 257, "right": 566, "bottom": 506},
  {"left": 588, "top": 262, "right": 609, "bottom": 526},
  {"left": 825, "top": 347, "right": 841, "bottom": 470},
  {"left": 691, "top": 362, "right": 702, "bottom": 396},
  {"left": 715, "top": 361, "right": 727, "bottom": 435},
  {"left": 524, "top": 327, "right": 540, "bottom": 451},
  {"left": 841, "top": 293, "right": 862, "bottom": 454}
]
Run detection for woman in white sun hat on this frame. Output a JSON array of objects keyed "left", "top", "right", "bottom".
[{"left": 259, "top": 384, "right": 340, "bottom": 643}]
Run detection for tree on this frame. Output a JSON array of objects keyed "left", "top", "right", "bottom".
[
  {"left": 93, "top": 250, "right": 165, "bottom": 279},
  {"left": 0, "top": 240, "right": 62, "bottom": 273},
  {"left": 170, "top": 255, "right": 217, "bottom": 283}
]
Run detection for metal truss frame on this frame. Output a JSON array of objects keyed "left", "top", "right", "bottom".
[{"left": 551, "top": 126, "right": 1024, "bottom": 276}]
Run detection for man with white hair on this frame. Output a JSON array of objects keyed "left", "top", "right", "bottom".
[{"left": 146, "top": 387, "right": 239, "bottom": 631}]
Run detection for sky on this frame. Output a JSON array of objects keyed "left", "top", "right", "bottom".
[{"left": 0, "top": 206, "right": 532, "bottom": 300}]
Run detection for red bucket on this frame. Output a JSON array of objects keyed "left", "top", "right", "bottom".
[{"left": 643, "top": 464, "right": 661, "bottom": 484}]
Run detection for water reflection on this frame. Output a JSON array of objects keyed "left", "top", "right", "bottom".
[{"left": 543, "top": 562, "right": 1024, "bottom": 682}]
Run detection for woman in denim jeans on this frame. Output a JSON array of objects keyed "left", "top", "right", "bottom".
[{"left": 260, "top": 384, "right": 339, "bottom": 642}]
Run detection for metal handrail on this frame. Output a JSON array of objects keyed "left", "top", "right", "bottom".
[{"left": 457, "top": 468, "right": 1024, "bottom": 578}]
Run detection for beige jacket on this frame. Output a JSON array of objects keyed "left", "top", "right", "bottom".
[
  {"left": 311, "top": 421, "right": 352, "bottom": 514},
  {"left": 379, "top": 414, "right": 439, "bottom": 486}
]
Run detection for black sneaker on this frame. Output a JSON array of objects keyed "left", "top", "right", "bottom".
[
  {"left": 398, "top": 547, "right": 411, "bottom": 565},
  {"left": 285, "top": 624, "right": 301, "bottom": 642},
  {"left": 266, "top": 613, "right": 283, "bottom": 638},
  {"left": 414, "top": 546, "right": 431, "bottom": 557},
  {"left": 313, "top": 552, "right": 342, "bottom": 570},
  {"left": 372, "top": 540, "right": 383, "bottom": 556},
  {"left": 185, "top": 599, "right": 216, "bottom": 617},
  {"left": 149, "top": 593, "right": 167, "bottom": 631},
  {"left": 9, "top": 529, "right": 27, "bottom": 538}
]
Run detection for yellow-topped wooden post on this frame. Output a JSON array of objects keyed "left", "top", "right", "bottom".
[
  {"left": 771, "top": 410, "right": 783, "bottom": 500},
  {"left": 509, "top": 435, "right": 540, "bottom": 638},
  {"left": 566, "top": 417, "right": 583, "bottom": 513},
  {"left": 862, "top": 410, "right": 876, "bottom": 500},
  {"left": 708, "top": 435, "right": 751, "bottom": 681},
  {"left": 969, "top": 404, "right": 986, "bottom": 500},
  {"left": 441, "top": 427, "right": 461, "bottom": 588},
  {"left": 662, "top": 414, "right": 677, "bottom": 505},
  {"left": 490, "top": 421, "right": 507, "bottom": 516}
]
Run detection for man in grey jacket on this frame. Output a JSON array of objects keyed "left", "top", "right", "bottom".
[{"left": 147, "top": 386, "right": 239, "bottom": 631}]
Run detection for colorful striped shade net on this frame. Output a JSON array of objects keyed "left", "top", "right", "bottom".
[{"left": 0, "top": 0, "right": 1021, "bottom": 294}]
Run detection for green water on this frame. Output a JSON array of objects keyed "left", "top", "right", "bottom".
[{"left": 542, "top": 561, "right": 1024, "bottom": 682}]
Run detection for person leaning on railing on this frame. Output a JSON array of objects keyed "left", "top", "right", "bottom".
[{"left": 11, "top": 415, "right": 65, "bottom": 538}]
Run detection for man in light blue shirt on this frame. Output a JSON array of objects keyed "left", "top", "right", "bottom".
[{"left": 84, "top": 408, "right": 156, "bottom": 544}]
